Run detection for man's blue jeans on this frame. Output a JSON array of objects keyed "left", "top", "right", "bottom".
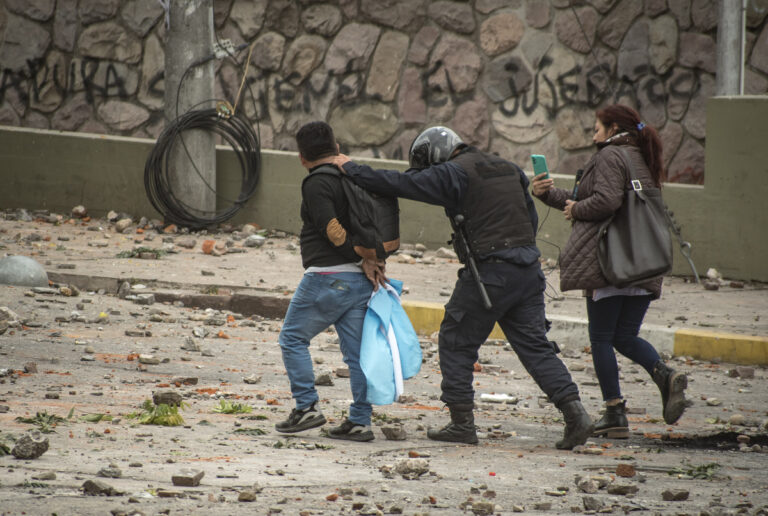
[{"left": 279, "top": 272, "right": 373, "bottom": 425}]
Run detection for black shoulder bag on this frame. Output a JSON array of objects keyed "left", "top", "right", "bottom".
[{"left": 597, "top": 147, "right": 673, "bottom": 287}]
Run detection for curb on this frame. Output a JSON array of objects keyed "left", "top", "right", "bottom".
[
  {"left": 47, "top": 271, "right": 768, "bottom": 366},
  {"left": 401, "top": 301, "right": 768, "bottom": 366}
]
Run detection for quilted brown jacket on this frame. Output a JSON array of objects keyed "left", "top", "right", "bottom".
[{"left": 534, "top": 139, "right": 663, "bottom": 299}]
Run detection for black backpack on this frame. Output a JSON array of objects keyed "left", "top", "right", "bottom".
[{"left": 302, "top": 165, "right": 400, "bottom": 260}]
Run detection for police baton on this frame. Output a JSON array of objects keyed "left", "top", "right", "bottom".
[{"left": 452, "top": 214, "right": 493, "bottom": 310}]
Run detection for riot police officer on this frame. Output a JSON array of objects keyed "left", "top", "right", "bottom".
[{"left": 331, "top": 127, "right": 593, "bottom": 449}]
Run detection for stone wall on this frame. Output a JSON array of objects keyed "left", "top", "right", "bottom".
[{"left": 1, "top": 0, "right": 767, "bottom": 184}]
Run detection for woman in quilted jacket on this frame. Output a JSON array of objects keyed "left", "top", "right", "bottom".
[{"left": 531, "top": 104, "right": 688, "bottom": 439}]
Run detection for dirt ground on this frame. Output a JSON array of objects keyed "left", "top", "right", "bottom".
[{"left": 0, "top": 213, "right": 767, "bottom": 516}]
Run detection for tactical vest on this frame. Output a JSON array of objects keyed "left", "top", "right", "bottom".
[
  {"left": 304, "top": 166, "right": 400, "bottom": 260},
  {"left": 451, "top": 149, "right": 535, "bottom": 257}
]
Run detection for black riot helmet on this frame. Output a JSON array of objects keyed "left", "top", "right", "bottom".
[{"left": 408, "top": 126, "right": 465, "bottom": 169}]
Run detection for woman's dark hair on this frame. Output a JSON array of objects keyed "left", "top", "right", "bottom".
[
  {"left": 296, "top": 121, "right": 338, "bottom": 162},
  {"left": 596, "top": 104, "right": 666, "bottom": 185}
]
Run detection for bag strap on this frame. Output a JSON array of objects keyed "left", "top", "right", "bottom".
[
  {"left": 614, "top": 146, "right": 645, "bottom": 194},
  {"left": 614, "top": 146, "right": 701, "bottom": 284}
]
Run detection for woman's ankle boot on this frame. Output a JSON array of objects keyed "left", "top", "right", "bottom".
[
  {"left": 652, "top": 361, "right": 688, "bottom": 424},
  {"left": 593, "top": 400, "right": 629, "bottom": 439}
]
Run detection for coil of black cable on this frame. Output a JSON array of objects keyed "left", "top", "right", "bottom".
[{"left": 144, "top": 108, "right": 260, "bottom": 229}]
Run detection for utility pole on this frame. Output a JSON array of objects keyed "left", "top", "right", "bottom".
[
  {"left": 163, "top": 0, "right": 216, "bottom": 222},
  {"left": 716, "top": 0, "right": 745, "bottom": 96}
]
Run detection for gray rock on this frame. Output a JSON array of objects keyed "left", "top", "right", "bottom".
[
  {"left": 283, "top": 35, "right": 327, "bottom": 86},
  {"left": 98, "top": 466, "right": 123, "bottom": 478},
  {"left": 435, "top": 247, "right": 457, "bottom": 259},
  {"left": 380, "top": 425, "right": 408, "bottom": 441},
  {"left": 645, "top": 0, "right": 668, "bottom": 17},
  {"left": 666, "top": 68, "right": 696, "bottom": 121},
  {"left": 153, "top": 391, "right": 183, "bottom": 407},
  {"left": 597, "top": 0, "right": 643, "bottom": 49},
  {"left": 244, "top": 235, "right": 266, "bottom": 248},
  {"left": 526, "top": 1, "right": 551, "bottom": 29},
  {"left": 691, "top": 0, "right": 718, "bottom": 31},
  {"left": 137, "top": 41, "right": 163, "bottom": 109},
  {"left": 117, "top": 281, "right": 131, "bottom": 299},
  {"left": 360, "top": 0, "right": 427, "bottom": 32},
  {"left": 617, "top": 20, "right": 650, "bottom": 81},
  {"left": 32, "top": 471, "right": 57, "bottom": 480},
  {"left": 366, "top": 31, "right": 409, "bottom": 101},
  {"left": 577, "top": 478, "right": 599, "bottom": 494},
  {"left": 335, "top": 366, "right": 351, "bottom": 378},
  {"left": 301, "top": 4, "right": 342, "bottom": 36},
  {"left": 315, "top": 373, "right": 333, "bottom": 387},
  {"left": 588, "top": 0, "right": 619, "bottom": 12},
  {"left": 659, "top": 121, "right": 683, "bottom": 169},
  {"left": 582, "top": 496, "right": 604, "bottom": 511},
  {"left": 662, "top": 488, "right": 689, "bottom": 501},
  {"left": 554, "top": 6, "right": 598, "bottom": 54},
  {"left": 607, "top": 484, "right": 639, "bottom": 495},
  {"left": 394, "top": 458, "right": 429, "bottom": 479},
  {"left": 649, "top": 14, "right": 678, "bottom": 74},
  {"left": 450, "top": 97, "right": 490, "bottom": 150},
  {"left": 6, "top": 0, "right": 55, "bottom": 21},
  {"left": 12, "top": 429, "right": 50, "bottom": 459},
  {"left": 78, "top": 22, "right": 142, "bottom": 64},
  {"left": 749, "top": 22, "right": 768, "bottom": 75},
  {"left": 182, "top": 336, "right": 202, "bottom": 351},
  {"left": 82, "top": 479, "right": 123, "bottom": 496},
  {"left": 172, "top": 468, "right": 205, "bottom": 487},
  {"left": 679, "top": 32, "right": 717, "bottom": 73},
  {"left": 480, "top": 12, "right": 524, "bottom": 56},
  {"left": 0, "top": 256, "right": 49, "bottom": 287},
  {"left": 491, "top": 106, "right": 556, "bottom": 144},
  {"left": 54, "top": 3, "right": 78, "bottom": 51},
  {"left": 472, "top": 501, "right": 495, "bottom": 515},
  {"left": 429, "top": 34, "right": 483, "bottom": 93},
  {"left": 134, "top": 293, "right": 155, "bottom": 305},
  {"left": 682, "top": 73, "right": 715, "bottom": 140},
  {"left": 176, "top": 238, "right": 197, "bottom": 249},
  {"left": 137, "top": 354, "right": 160, "bottom": 364},
  {"left": 0, "top": 13, "right": 50, "bottom": 72},
  {"left": 238, "top": 490, "right": 258, "bottom": 502},
  {"left": 121, "top": 0, "right": 163, "bottom": 36},
  {"left": 429, "top": 1, "right": 475, "bottom": 34},
  {"left": 555, "top": 106, "right": 594, "bottom": 150},
  {"left": 408, "top": 25, "right": 440, "bottom": 66},
  {"left": 98, "top": 101, "right": 150, "bottom": 131},
  {"left": 637, "top": 75, "right": 667, "bottom": 129},
  {"left": 475, "top": 0, "right": 520, "bottom": 14},
  {"left": 230, "top": 0, "right": 267, "bottom": 39},
  {"left": 325, "top": 23, "right": 381, "bottom": 74},
  {"left": 397, "top": 67, "right": 426, "bottom": 124},
  {"left": 78, "top": 0, "right": 119, "bottom": 25},
  {"left": 251, "top": 32, "right": 286, "bottom": 71},
  {"left": 0, "top": 107, "right": 20, "bottom": 127},
  {"left": 329, "top": 102, "right": 398, "bottom": 146}
]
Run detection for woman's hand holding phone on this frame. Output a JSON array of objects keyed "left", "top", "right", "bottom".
[{"left": 531, "top": 173, "right": 554, "bottom": 196}]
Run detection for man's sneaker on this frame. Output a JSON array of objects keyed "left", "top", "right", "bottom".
[
  {"left": 326, "top": 418, "right": 375, "bottom": 442},
  {"left": 275, "top": 402, "right": 326, "bottom": 433}
]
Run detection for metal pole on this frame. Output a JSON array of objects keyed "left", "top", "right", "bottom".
[
  {"left": 716, "top": 0, "right": 744, "bottom": 96},
  {"left": 163, "top": 0, "right": 216, "bottom": 222}
]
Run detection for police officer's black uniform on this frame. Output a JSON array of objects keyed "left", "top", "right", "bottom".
[{"left": 339, "top": 127, "right": 593, "bottom": 449}]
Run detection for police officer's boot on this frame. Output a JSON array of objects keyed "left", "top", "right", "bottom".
[
  {"left": 593, "top": 400, "right": 629, "bottom": 439},
  {"left": 427, "top": 403, "right": 478, "bottom": 444},
  {"left": 652, "top": 361, "right": 688, "bottom": 424},
  {"left": 556, "top": 400, "right": 594, "bottom": 450}
]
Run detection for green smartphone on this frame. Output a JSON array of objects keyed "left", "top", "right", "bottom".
[{"left": 531, "top": 154, "right": 549, "bottom": 179}]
